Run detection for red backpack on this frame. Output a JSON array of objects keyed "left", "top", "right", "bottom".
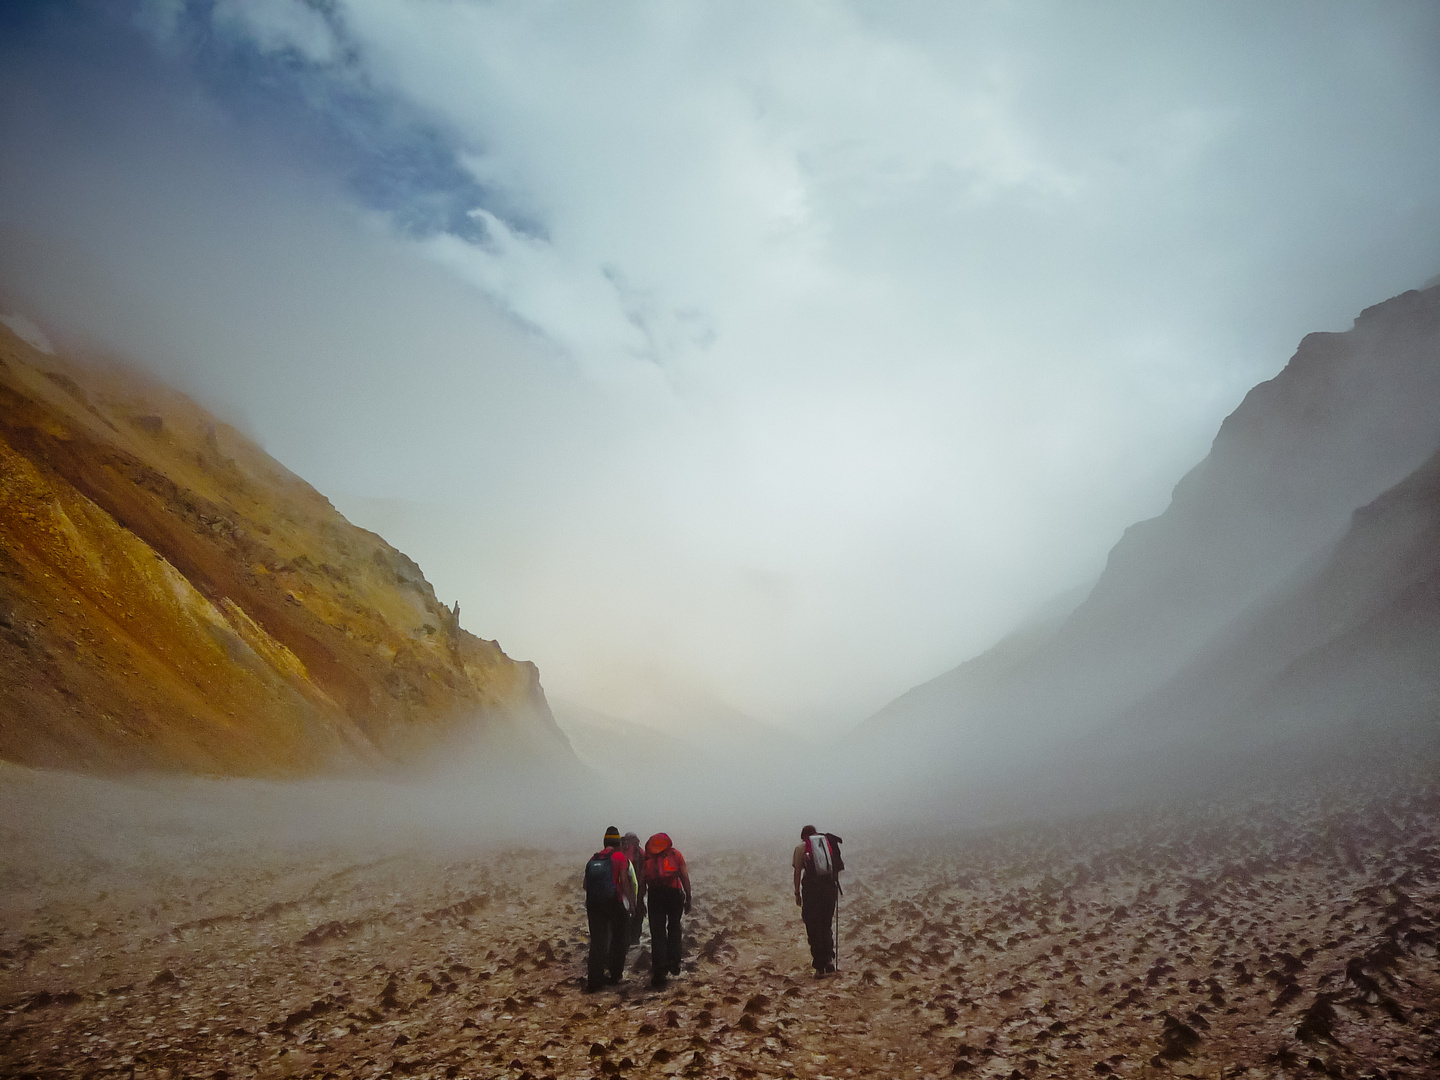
[{"left": 644, "top": 833, "right": 686, "bottom": 889}]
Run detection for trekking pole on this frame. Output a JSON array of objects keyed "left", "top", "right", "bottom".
[{"left": 834, "top": 892, "right": 840, "bottom": 972}]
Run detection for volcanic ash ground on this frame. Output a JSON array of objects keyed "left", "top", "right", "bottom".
[{"left": 3, "top": 775, "right": 1439, "bottom": 1080}]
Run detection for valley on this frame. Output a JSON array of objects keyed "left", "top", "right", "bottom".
[{"left": 3, "top": 765, "right": 1437, "bottom": 1080}]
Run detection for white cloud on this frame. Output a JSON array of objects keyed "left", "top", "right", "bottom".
[
  {"left": 4, "top": 1, "right": 1440, "bottom": 732},
  {"left": 212, "top": 0, "right": 340, "bottom": 65}
]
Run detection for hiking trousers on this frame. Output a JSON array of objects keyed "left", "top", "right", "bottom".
[
  {"left": 647, "top": 885, "right": 685, "bottom": 982},
  {"left": 586, "top": 900, "right": 630, "bottom": 989},
  {"left": 801, "top": 875, "right": 838, "bottom": 971}
]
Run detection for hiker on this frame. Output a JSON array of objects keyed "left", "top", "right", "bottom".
[
  {"left": 793, "top": 825, "right": 844, "bottom": 976},
  {"left": 583, "top": 825, "right": 637, "bottom": 991},
  {"left": 620, "top": 832, "right": 646, "bottom": 945},
  {"left": 639, "top": 832, "right": 691, "bottom": 988}
]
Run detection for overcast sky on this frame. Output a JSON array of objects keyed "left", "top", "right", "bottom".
[{"left": 2, "top": 1, "right": 1438, "bottom": 734}]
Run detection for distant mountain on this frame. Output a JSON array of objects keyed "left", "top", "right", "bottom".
[
  {"left": 857, "top": 283, "right": 1440, "bottom": 783},
  {"left": 549, "top": 695, "right": 813, "bottom": 837},
  {"left": 854, "top": 585, "right": 1086, "bottom": 745},
  {"left": 551, "top": 699, "right": 709, "bottom": 783},
  {"left": 551, "top": 683, "right": 798, "bottom": 788},
  {"left": 1107, "top": 441, "right": 1440, "bottom": 759},
  {"left": 0, "top": 322, "right": 575, "bottom": 776}
]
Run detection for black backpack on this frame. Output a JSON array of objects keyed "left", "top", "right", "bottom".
[
  {"left": 825, "top": 833, "right": 846, "bottom": 874},
  {"left": 584, "top": 851, "right": 617, "bottom": 903}
]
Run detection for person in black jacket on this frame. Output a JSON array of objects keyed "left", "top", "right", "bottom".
[
  {"left": 793, "top": 825, "right": 842, "bottom": 976},
  {"left": 583, "top": 826, "right": 636, "bottom": 991}
]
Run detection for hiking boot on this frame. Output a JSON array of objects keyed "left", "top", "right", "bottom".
[
  {"left": 651, "top": 975, "right": 668, "bottom": 989},
  {"left": 669, "top": 964, "right": 681, "bottom": 976}
]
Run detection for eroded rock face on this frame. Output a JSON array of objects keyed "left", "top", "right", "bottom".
[
  {"left": 1, "top": 764, "right": 1436, "bottom": 1079},
  {"left": 0, "top": 324, "right": 572, "bottom": 775}
]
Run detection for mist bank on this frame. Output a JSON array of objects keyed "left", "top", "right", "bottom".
[
  {"left": 839, "top": 282, "right": 1440, "bottom": 822},
  {"left": 4, "top": 283, "right": 1439, "bottom": 845}
]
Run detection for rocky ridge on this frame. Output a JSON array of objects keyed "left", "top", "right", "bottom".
[{"left": 0, "top": 322, "right": 572, "bottom": 775}]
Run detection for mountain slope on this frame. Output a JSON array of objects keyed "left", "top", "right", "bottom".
[
  {"left": 0, "top": 322, "right": 573, "bottom": 776},
  {"left": 859, "top": 284, "right": 1440, "bottom": 769},
  {"left": 1108, "top": 442, "right": 1440, "bottom": 756}
]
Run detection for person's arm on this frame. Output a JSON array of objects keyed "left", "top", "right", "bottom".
[
  {"left": 680, "top": 854, "right": 692, "bottom": 913},
  {"left": 793, "top": 854, "right": 803, "bottom": 906}
]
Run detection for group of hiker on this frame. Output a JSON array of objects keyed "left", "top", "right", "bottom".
[
  {"left": 584, "top": 827, "right": 692, "bottom": 991},
  {"left": 583, "top": 824, "right": 844, "bottom": 991}
]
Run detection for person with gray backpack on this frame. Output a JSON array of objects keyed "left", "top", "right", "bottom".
[{"left": 792, "top": 825, "right": 843, "bottom": 977}]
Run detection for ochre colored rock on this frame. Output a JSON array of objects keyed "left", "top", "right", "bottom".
[{"left": 0, "top": 323, "right": 571, "bottom": 775}]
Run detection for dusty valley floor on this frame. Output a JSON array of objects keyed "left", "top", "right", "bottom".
[{"left": 2, "top": 769, "right": 1439, "bottom": 1080}]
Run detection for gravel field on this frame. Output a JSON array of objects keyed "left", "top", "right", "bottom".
[{"left": 3, "top": 769, "right": 1438, "bottom": 1080}]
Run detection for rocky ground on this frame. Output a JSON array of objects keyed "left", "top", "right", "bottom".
[{"left": 2, "top": 770, "right": 1438, "bottom": 1080}]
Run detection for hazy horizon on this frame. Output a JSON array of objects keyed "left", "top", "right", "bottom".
[{"left": 3, "top": 1, "right": 1439, "bottom": 737}]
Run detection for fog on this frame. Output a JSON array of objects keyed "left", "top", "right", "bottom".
[
  {"left": 8, "top": 16, "right": 1440, "bottom": 1076},
  {"left": 5, "top": 1, "right": 1440, "bottom": 747},
  {"left": 2, "top": 1, "right": 1440, "bottom": 904}
]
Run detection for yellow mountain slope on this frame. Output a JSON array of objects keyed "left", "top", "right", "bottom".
[{"left": 0, "top": 323, "right": 572, "bottom": 776}]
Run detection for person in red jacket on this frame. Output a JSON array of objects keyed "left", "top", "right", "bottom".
[
  {"left": 638, "top": 832, "right": 691, "bottom": 989},
  {"left": 583, "top": 826, "right": 637, "bottom": 991}
]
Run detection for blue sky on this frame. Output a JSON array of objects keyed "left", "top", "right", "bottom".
[{"left": 2, "top": 1, "right": 1439, "bottom": 733}]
